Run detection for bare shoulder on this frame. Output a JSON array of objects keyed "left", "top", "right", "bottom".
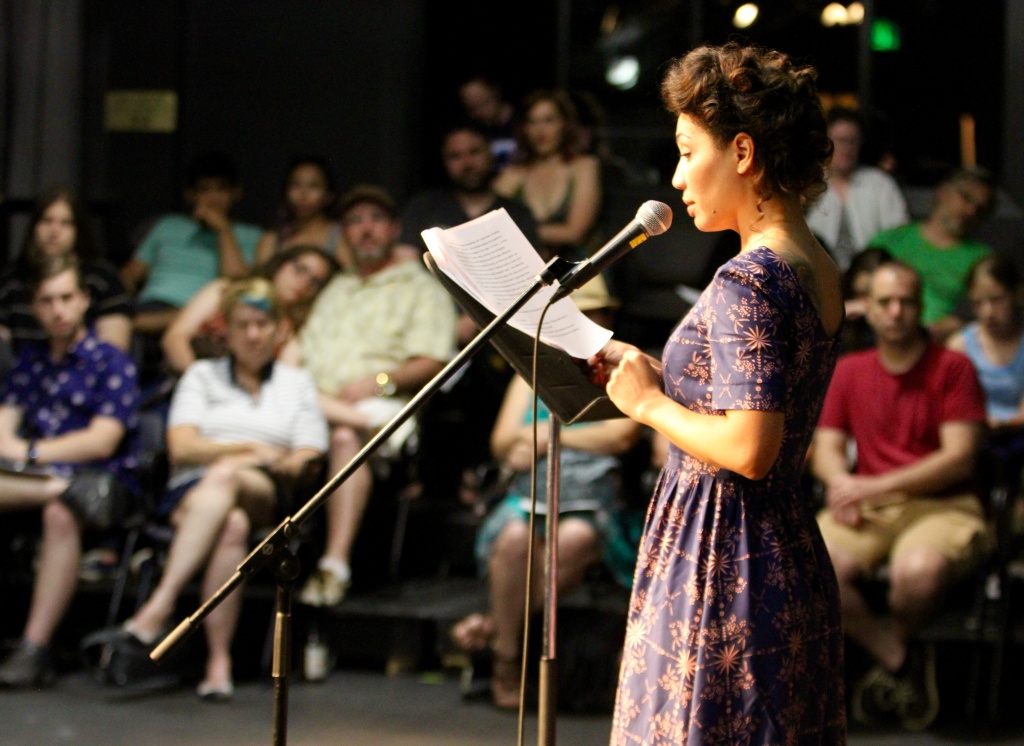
[
  {"left": 493, "top": 165, "right": 526, "bottom": 195},
  {"left": 945, "top": 330, "right": 967, "bottom": 353},
  {"left": 572, "top": 153, "right": 601, "bottom": 171}
]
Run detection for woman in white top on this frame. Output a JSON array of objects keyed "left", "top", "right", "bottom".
[{"left": 122, "top": 277, "right": 328, "bottom": 701}]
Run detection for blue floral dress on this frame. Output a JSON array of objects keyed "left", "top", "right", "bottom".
[{"left": 611, "top": 247, "right": 846, "bottom": 745}]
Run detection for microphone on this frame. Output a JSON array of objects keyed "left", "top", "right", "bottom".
[{"left": 549, "top": 200, "right": 673, "bottom": 303}]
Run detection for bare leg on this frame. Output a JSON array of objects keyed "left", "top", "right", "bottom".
[
  {"left": 321, "top": 425, "right": 373, "bottom": 566},
  {"left": 488, "top": 517, "right": 603, "bottom": 657},
  {"left": 200, "top": 507, "right": 252, "bottom": 688},
  {"left": 0, "top": 474, "right": 68, "bottom": 511},
  {"left": 23, "top": 502, "right": 82, "bottom": 647},
  {"left": 828, "top": 543, "right": 905, "bottom": 672},
  {"left": 888, "top": 548, "right": 951, "bottom": 641},
  {"left": 131, "top": 460, "right": 270, "bottom": 638}
]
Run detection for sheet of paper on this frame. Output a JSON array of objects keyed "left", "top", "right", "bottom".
[{"left": 422, "top": 209, "right": 612, "bottom": 359}]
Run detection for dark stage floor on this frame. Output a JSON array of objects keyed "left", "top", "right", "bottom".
[{"left": 3, "top": 668, "right": 1024, "bottom": 746}]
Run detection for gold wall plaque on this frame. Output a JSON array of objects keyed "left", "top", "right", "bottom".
[{"left": 104, "top": 90, "right": 178, "bottom": 133}]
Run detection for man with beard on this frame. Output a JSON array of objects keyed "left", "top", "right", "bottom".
[
  {"left": 399, "top": 120, "right": 538, "bottom": 262},
  {"left": 282, "top": 185, "right": 456, "bottom": 606},
  {"left": 869, "top": 166, "right": 997, "bottom": 341},
  {"left": 812, "top": 260, "right": 990, "bottom": 730},
  {"left": 396, "top": 123, "right": 540, "bottom": 508}
]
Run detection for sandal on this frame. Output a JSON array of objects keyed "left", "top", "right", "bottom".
[
  {"left": 490, "top": 651, "right": 521, "bottom": 710},
  {"left": 450, "top": 613, "right": 496, "bottom": 653}
]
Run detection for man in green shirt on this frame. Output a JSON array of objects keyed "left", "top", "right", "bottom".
[{"left": 869, "top": 167, "right": 996, "bottom": 341}]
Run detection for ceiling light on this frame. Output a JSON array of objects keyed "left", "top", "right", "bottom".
[
  {"left": 606, "top": 56, "right": 640, "bottom": 90},
  {"left": 821, "top": 2, "right": 848, "bottom": 26},
  {"left": 733, "top": 3, "right": 759, "bottom": 29}
]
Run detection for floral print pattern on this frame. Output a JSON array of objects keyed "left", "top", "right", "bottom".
[{"left": 611, "top": 247, "right": 846, "bottom": 745}]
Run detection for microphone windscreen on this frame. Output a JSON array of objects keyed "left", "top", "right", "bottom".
[{"left": 637, "top": 201, "right": 673, "bottom": 236}]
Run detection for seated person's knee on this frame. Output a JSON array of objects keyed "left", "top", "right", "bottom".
[
  {"left": 218, "top": 507, "right": 252, "bottom": 548},
  {"left": 42, "top": 500, "right": 80, "bottom": 538}
]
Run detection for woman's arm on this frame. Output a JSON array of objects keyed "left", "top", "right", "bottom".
[
  {"left": 160, "top": 280, "right": 226, "bottom": 374},
  {"left": 492, "top": 166, "right": 525, "bottom": 200},
  {"left": 166, "top": 424, "right": 283, "bottom": 467},
  {"left": 537, "top": 155, "right": 602, "bottom": 248},
  {"left": 606, "top": 349, "right": 784, "bottom": 480},
  {"left": 490, "top": 375, "right": 643, "bottom": 462},
  {"left": 254, "top": 231, "right": 279, "bottom": 268}
]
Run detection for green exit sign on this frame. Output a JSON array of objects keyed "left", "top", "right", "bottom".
[{"left": 872, "top": 18, "right": 901, "bottom": 51}]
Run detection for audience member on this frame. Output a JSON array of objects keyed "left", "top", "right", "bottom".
[
  {"left": 118, "top": 277, "right": 328, "bottom": 702},
  {"left": 840, "top": 246, "right": 892, "bottom": 354},
  {"left": 281, "top": 185, "right": 456, "bottom": 606},
  {"left": 400, "top": 120, "right": 538, "bottom": 255},
  {"left": 161, "top": 245, "right": 338, "bottom": 375},
  {"left": 253, "top": 155, "right": 351, "bottom": 269},
  {"left": 493, "top": 89, "right": 602, "bottom": 262},
  {"left": 805, "top": 107, "right": 910, "bottom": 270},
  {"left": 449, "top": 277, "right": 641, "bottom": 709},
  {"left": 811, "top": 260, "right": 991, "bottom": 730},
  {"left": 947, "top": 254, "right": 1024, "bottom": 431},
  {"left": 0, "top": 254, "right": 140, "bottom": 688},
  {"left": 119, "top": 152, "right": 262, "bottom": 335},
  {"left": 0, "top": 187, "right": 133, "bottom": 354},
  {"left": 458, "top": 75, "right": 517, "bottom": 172},
  {"left": 397, "top": 120, "right": 538, "bottom": 502},
  {"left": 869, "top": 166, "right": 997, "bottom": 341},
  {"left": 398, "top": 119, "right": 538, "bottom": 338}
]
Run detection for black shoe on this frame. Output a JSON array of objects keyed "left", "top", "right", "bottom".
[
  {"left": 0, "top": 640, "right": 56, "bottom": 688},
  {"left": 892, "top": 641, "right": 939, "bottom": 731}
]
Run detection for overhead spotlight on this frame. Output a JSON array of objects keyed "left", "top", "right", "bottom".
[
  {"left": 606, "top": 56, "right": 640, "bottom": 90},
  {"left": 733, "top": 3, "right": 759, "bottom": 29},
  {"left": 846, "top": 2, "right": 865, "bottom": 24},
  {"left": 821, "top": 2, "right": 847, "bottom": 26}
]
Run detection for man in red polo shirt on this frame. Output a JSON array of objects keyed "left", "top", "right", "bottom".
[{"left": 812, "top": 259, "right": 991, "bottom": 731}]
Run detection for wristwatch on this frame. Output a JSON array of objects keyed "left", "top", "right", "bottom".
[
  {"left": 26, "top": 439, "right": 38, "bottom": 465},
  {"left": 374, "top": 372, "right": 397, "bottom": 397}
]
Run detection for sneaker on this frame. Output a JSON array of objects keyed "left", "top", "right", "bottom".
[
  {"left": 892, "top": 641, "right": 939, "bottom": 731},
  {"left": 851, "top": 664, "right": 899, "bottom": 726},
  {"left": 0, "top": 640, "right": 56, "bottom": 688},
  {"left": 298, "top": 568, "right": 349, "bottom": 607}
]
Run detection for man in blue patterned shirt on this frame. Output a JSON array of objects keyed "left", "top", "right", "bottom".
[{"left": 0, "top": 253, "right": 140, "bottom": 688}]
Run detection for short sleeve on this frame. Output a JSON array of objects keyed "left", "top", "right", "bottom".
[
  {"left": 941, "top": 354, "right": 987, "bottom": 424},
  {"left": 2, "top": 356, "right": 34, "bottom": 408},
  {"left": 401, "top": 275, "right": 457, "bottom": 363},
  {"left": 709, "top": 265, "right": 788, "bottom": 411},
  {"left": 167, "top": 362, "right": 212, "bottom": 429},
  {"left": 133, "top": 217, "right": 170, "bottom": 266},
  {"left": 289, "top": 368, "right": 330, "bottom": 452},
  {"left": 91, "top": 348, "right": 140, "bottom": 425}
]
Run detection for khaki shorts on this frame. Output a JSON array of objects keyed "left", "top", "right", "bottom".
[{"left": 817, "top": 493, "right": 994, "bottom": 579}]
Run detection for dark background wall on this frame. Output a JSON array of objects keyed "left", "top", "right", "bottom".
[{"left": 2, "top": 0, "right": 1019, "bottom": 265}]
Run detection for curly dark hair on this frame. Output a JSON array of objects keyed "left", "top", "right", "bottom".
[{"left": 660, "top": 43, "right": 832, "bottom": 206}]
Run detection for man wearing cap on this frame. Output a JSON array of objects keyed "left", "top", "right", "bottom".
[{"left": 283, "top": 185, "right": 456, "bottom": 606}]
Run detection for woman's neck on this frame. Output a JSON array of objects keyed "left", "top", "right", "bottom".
[{"left": 738, "top": 194, "right": 809, "bottom": 253}]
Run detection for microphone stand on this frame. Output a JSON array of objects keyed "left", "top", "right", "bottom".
[
  {"left": 150, "top": 255, "right": 578, "bottom": 746},
  {"left": 538, "top": 415, "right": 561, "bottom": 746}
]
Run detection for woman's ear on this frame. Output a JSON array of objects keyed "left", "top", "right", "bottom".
[{"left": 733, "top": 133, "right": 755, "bottom": 175}]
